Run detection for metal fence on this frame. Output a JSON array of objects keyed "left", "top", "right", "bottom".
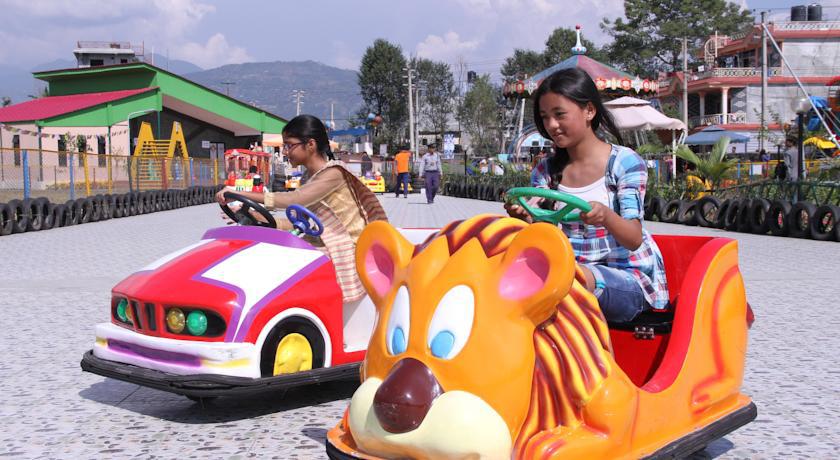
[{"left": 0, "top": 148, "right": 226, "bottom": 203}]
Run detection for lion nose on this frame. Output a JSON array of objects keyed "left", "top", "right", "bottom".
[{"left": 373, "top": 358, "right": 443, "bottom": 434}]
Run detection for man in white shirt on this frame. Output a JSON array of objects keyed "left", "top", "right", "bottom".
[{"left": 420, "top": 144, "right": 443, "bottom": 204}]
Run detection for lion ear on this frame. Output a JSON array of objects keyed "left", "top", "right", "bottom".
[
  {"left": 496, "top": 223, "right": 576, "bottom": 324},
  {"left": 356, "top": 221, "right": 414, "bottom": 304}
]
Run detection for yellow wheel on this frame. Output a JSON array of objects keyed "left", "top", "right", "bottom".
[{"left": 272, "top": 332, "right": 313, "bottom": 375}]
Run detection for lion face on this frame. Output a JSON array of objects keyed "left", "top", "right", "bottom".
[{"left": 348, "top": 218, "right": 576, "bottom": 459}]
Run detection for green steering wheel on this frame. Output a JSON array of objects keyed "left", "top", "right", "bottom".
[{"left": 506, "top": 187, "right": 593, "bottom": 225}]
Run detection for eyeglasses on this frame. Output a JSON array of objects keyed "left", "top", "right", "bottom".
[{"left": 282, "top": 142, "right": 305, "bottom": 153}]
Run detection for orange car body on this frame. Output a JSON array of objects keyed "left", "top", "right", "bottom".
[{"left": 327, "top": 215, "right": 755, "bottom": 460}]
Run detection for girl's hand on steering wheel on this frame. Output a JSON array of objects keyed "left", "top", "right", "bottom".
[
  {"left": 579, "top": 201, "right": 612, "bottom": 226},
  {"left": 504, "top": 200, "right": 533, "bottom": 223},
  {"left": 215, "top": 186, "right": 236, "bottom": 205}
]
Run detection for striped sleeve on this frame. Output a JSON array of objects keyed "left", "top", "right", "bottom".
[{"left": 613, "top": 147, "right": 647, "bottom": 221}]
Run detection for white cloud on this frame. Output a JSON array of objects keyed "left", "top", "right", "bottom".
[
  {"left": 175, "top": 33, "right": 252, "bottom": 68},
  {"left": 416, "top": 32, "right": 480, "bottom": 62}
]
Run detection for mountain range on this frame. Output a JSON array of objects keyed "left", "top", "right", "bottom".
[{"left": 0, "top": 56, "right": 363, "bottom": 127}]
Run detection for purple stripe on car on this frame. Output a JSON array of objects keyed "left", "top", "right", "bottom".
[
  {"left": 203, "top": 226, "right": 317, "bottom": 251},
  {"left": 192, "top": 243, "right": 256, "bottom": 342},
  {"left": 108, "top": 339, "right": 201, "bottom": 367},
  {"left": 232, "top": 255, "right": 330, "bottom": 342}
]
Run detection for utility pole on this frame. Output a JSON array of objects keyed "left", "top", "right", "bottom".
[
  {"left": 221, "top": 81, "right": 235, "bottom": 96},
  {"left": 403, "top": 64, "right": 416, "bottom": 156},
  {"left": 291, "top": 90, "right": 305, "bottom": 116},
  {"left": 760, "top": 11, "right": 768, "bottom": 153},
  {"left": 330, "top": 102, "right": 335, "bottom": 129},
  {"left": 680, "top": 37, "right": 688, "bottom": 181}
]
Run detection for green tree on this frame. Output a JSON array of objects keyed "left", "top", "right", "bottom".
[
  {"left": 459, "top": 75, "right": 501, "bottom": 156},
  {"left": 602, "top": 0, "right": 754, "bottom": 76},
  {"left": 501, "top": 49, "right": 544, "bottom": 82},
  {"left": 674, "top": 137, "right": 737, "bottom": 190},
  {"left": 543, "top": 27, "right": 608, "bottom": 66},
  {"left": 413, "top": 58, "right": 456, "bottom": 144},
  {"left": 358, "top": 39, "right": 408, "bottom": 147},
  {"left": 1, "top": 96, "right": 11, "bottom": 107}
]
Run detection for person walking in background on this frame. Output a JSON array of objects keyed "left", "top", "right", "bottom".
[
  {"left": 360, "top": 151, "right": 373, "bottom": 177},
  {"left": 394, "top": 148, "right": 411, "bottom": 198},
  {"left": 420, "top": 143, "right": 442, "bottom": 204}
]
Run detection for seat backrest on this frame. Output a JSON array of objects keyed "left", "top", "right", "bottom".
[{"left": 651, "top": 235, "right": 715, "bottom": 305}]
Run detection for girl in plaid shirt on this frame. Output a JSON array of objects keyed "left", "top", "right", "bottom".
[{"left": 505, "top": 69, "right": 668, "bottom": 322}]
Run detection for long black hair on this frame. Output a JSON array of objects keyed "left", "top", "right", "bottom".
[
  {"left": 531, "top": 68, "right": 623, "bottom": 185},
  {"left": 282, "top": 114, "right": 335, "bottom": 160}
]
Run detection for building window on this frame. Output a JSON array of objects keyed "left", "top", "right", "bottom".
[
  {"left": 90, "top": 59, "right": 104, "bottom": 67},
  {"left": 58, "top": 136, "right": 67, "bottom": 167},
  {"left": 97, "top": 136, "right": 107, "bottom": 167},
  {"left": 13, "top": 135, "right": 20, "bottom": 166},
  {"left": 120, "top": 59, "right": 128, "bottom": 64},
  {"left": 77, "top": 136, "right": 87, "bottom": 168}
]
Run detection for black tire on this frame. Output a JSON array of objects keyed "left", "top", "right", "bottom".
[
  {"left": 748, "top": 198, "right": 771, "bottom": 235},
  {"left": 103, "top": 194, "right": 116, "bottom": 220},
  {"left": 0, "top": 203, "right": 13, "bottom": 236},
  {"left": 788, "top": 202, "right": 817, "bottom": 239},
  {"left": 112, "top": 194, "right": 124, "bottom": 218},
  {"left": 41, "top": 202, "right": 56, "bottom": 230},
  {"left": 64, "top": 200, "right": 81, "bottom": 225},
  {"left": 712, "top": 199, "right": 731, "bottom": 229},
  {"left": 767, "top": 200, "right": 791, "bottom": 237},
  {"left": 76, "top": 198, "right": 93, "bottom": 224},
  {"left": 724, "top": 199, "right": 742, "bottom": 231},
  {"left": 90, "top": 196, "right": 103, "bottom": 222},
  {"left": 7, "top": 199, "right": 30, "bottom": 234},
  {"left": 48, "top": 204, "right": 66, "bottom": 228},
  {"left": 676, "top": 200, "right": 698, "bottom": 226},
  {"left": 695, "top": 196, "right": 721, "bottom": 228},
  {"left": 127, "top": 192, "right": 139, "bottom": 215},
  {"left": 23, "top": 198, "right": 46, "bottom": 231},
  {"left": 737, "top": 198, "right": 753, "bottom": 233},
  {"left": 809, "top": 204, "right": 840, "bottom": 241},
  {"left": 661, "top": 199, "right": 682, "bottom": 224},
  {"left": 259, "top": 318, "right": 325, "bottom": 378},
  {"left": 648, "top": 197, "right": 666, "bottom": 222}
]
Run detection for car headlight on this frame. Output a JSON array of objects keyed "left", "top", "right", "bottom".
[
  {"left": 186, "top": 311, "right": 208, "bottom": 336},
  {"left": 116, "top": 298, "right": 129, "bottom": 323},
  {"left": 166, "top": 308, "right": 186, "bottom": 334}
]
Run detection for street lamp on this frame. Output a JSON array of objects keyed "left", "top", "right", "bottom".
[{"left": 791, "top": 96, "right": 810, "bottom": 183}]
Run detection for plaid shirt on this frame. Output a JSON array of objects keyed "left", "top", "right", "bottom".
[{"left": 532, "top": 145, "right": 669, "bottom": 310}]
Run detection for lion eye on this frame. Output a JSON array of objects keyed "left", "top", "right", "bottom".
[
  {"left": 386, "top": 286, "right": 410, "bottom": 356},
  {"left": 427, "top": 285, "right": 474, "bottom": 360}
]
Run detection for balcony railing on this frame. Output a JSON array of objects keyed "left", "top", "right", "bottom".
[
  {"left": 693, "top": 67, "right": 783, "bottom": 80},
  {"left": 689, "top": 112, "right": 747, "bottom": 128},
  {"left": 773, "top": 21, "right": 840, "bottom": 31}
]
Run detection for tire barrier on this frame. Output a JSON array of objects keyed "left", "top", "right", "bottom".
[
  {"left": 0, "top": 186, "right": 220, "bottom": 237},
  {"left": 644, "top": 196, "right": 839, "bottom": 242}
]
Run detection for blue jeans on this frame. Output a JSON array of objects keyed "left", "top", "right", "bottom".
[
  {"left": 587, "top": 264, "right": 648, "bottom": 323},
  {"left": 396, "top": 172, "right": 410, "bottom": 197}
]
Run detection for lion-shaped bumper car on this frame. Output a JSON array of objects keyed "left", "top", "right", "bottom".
[{"left": 326, "top": 212, "right": 756, "bottom": 459}]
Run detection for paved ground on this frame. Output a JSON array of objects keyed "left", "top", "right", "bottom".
[{"left": 1, "top": 193, "right": 838, "bottom": 459}]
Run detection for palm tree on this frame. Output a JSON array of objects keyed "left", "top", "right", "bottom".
[{"left": 674, "top": 136, "right": 737, "bottom": 191}]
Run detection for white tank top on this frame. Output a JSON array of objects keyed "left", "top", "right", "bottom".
[{"left": 557, "top": 177, "right": 610, "bottom": 207}]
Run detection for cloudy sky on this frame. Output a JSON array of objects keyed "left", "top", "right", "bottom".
[{"left": 0, "top": 0, "right": 832, "bottom": 74}]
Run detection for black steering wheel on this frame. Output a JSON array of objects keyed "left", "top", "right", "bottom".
[
  {"left": 505, "top": 187, "right": 593, "bottom": 224},
  {"left": 286, "top": 204, "right": 324, "bottom": 237},
  {"left": 220, "top": 191, "right": 277, "bottom": 228}
]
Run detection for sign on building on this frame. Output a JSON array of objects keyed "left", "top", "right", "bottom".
[{"left": 443, "top": 134, "right": 455, "bottom": 159}]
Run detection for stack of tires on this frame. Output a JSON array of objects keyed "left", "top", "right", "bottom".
[
  {"left": 0, "top": 185, "right": 224, "bottom": 237},
  {"left": 644, "top": 196, "right": 840, "bottom": 242},
  {"left": 442, "top": 180, "right": 509, "bottom": 202}
]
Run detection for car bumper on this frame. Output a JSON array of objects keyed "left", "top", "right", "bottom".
[
  {"left": 81, "top": 350, "right": 361, "bottom": 398},
  {"left": 92, "top": 322, "right": 259, "bottom": 378}
]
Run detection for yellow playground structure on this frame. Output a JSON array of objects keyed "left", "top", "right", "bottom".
[{"left": 130, "top": 121, "right": 190, "bottom": 190}]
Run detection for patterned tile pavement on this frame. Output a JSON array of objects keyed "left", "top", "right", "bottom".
[{"left": 0, "top": 193, "right": 838, "bottom": 459}]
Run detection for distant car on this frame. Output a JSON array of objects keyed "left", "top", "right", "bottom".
[{"left": 81, "top": 194, "right": 435, "bottom": 399}]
